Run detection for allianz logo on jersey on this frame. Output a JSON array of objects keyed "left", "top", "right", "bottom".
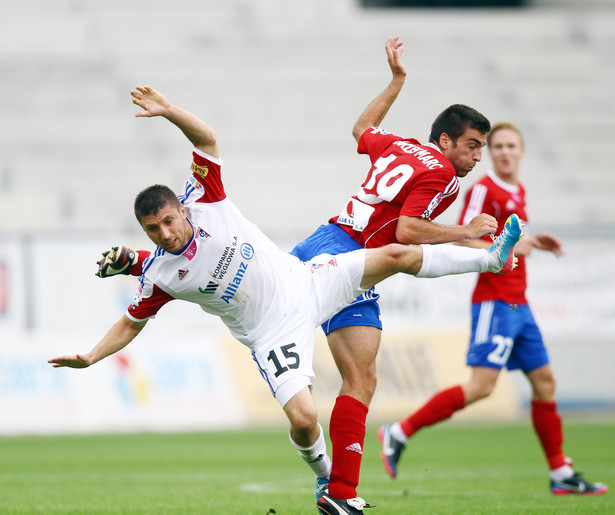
[{"left": 221, "top": 243, "right": 254, "bottom": 304}]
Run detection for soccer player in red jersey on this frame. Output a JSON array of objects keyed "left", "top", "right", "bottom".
[
  {"left": 378, "top": 122, "right": 608, "bottom": 497},
  {"left": 290, "top": 37, "right": 500, "bottom": 513}
]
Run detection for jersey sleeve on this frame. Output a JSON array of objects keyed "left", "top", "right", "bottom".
[
  {"left": 357, "top": 127, "right": 404, "bottom": 165},
  {"left": 184, "top": 148, "right": 226, "bottom": 203},
  {"left": 126, "top": 279, "right": 175, "bottom": 322},
  {"left": 399, "top": 171, "right": 459, "bottom": 220},
  {"left": 128, "top": 250, "right": 151, "bottom": 276}
]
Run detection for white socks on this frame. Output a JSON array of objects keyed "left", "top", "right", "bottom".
[
  {"left": 550, "top": 464, "right": 574, "bottom": 482},
  {"left": 289, "top": 423, "right": 332, "bottom": 479},
  {"left": 389, "top": 421, "right": 409, "bottom": 444},
  {"left": 417, "top": 244, "right": 498, "bottom": 278}
]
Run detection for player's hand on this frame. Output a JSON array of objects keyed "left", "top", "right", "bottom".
[
  {"left": 131, "top": 85, "right": 171, "bottom": 117},
  {"left": 512, "top": 235, "right": 536, "bottom": 257},
  {"left": 514, "top": 233, "right": 563, "bottom": 257},
  {"left": 48, "top": 354, "right": 93, "bottom": 369},
  {"left": 465, "top": 213, "right": 499, "bottom": 239},
  {"left": 385, "top": 35, "right": 406, "bottom": 79},
  {"left": 535, "top": 233, "right": 564, "bottom": 256},
  {"left": 96, "top": 246, "right": 138, "bottom": 278}
]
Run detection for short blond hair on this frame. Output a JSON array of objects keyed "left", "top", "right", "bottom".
[{"left": 487, "top": 121, "right": 524, "bottom": 148}]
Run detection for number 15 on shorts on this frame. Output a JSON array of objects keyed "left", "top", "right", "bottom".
[{"left": 267, "top": 343, "right": 300, "bottom": 377}]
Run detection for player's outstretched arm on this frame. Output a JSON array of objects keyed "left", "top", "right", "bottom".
[
  {"left": 352, "top": 36, "right": 407, "bottom": 142},
  {"left": 512, "top": 232, "right": 563, "bottom": 258},
  {"left": 397, "top": 213, "right": 498, "bottom": 245},
  {"left": 48, "top": 316, "right": 147, "bottom": 368},
  {"left": 131, "top": 85, "right": 219, "bottom": 158}
]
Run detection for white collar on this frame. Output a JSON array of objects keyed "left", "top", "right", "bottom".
[
  {"left": 424, "top": 142, "right": 443, "bottom": 155},
  {"left": 487, "top": 169, "right": 519, "bottom": 194}
]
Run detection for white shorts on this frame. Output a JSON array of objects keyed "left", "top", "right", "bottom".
[{"left": 251, "top": 249, "right": 367, "bottom": 407}]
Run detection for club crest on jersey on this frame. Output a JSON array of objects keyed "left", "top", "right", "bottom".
[
  {"left": 191, "top": 161, "right": 209, "bottom": 178},
  {"left": 178, "top": 269, "right": 189, "bottom": 280},
  {"left": 198, "top": 228, "right": 211, "bottom": 238}
]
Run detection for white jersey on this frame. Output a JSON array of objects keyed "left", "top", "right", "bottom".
[{"left": 127, "top": 149, "right": 365, "bottom": 352}]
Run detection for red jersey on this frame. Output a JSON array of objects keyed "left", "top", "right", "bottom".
[
  {"left": 459, "top": 170, "right": 528, "bottom": 304},
  {"left": 330, "top": 127, "right": 460, "bottom": 248}
]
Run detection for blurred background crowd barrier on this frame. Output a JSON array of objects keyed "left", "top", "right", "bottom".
[{"left": 1, "top": 0, "right": 614, "bottom": 434}]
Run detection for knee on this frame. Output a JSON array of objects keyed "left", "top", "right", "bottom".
[
  {"left": 383, "top": 243, "right": 423, "bottom": 275},
  {"left": 288, "top": 404, "right": 318, "bottom": 435},
  {"left": 350, "top": 372, "right": 377, "bottom": 402},
  {"left": 465, "top": 377, "right": 497, "bottom": 403},
  {"left": 383, "top": 244, "right": 415, "bottom": 267},
  {"left": 474, "top": 381, "right": 496, "bottom": 401},
  {"left": 341, "top": 363, "right": 377, "bottom": 405},
  {"left": 533, "top": 371, "right": 556, "bottom": 400}
]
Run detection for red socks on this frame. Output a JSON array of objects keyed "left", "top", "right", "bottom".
[
  {"left": 400, "top": 385, "right": 466, "bottom": 438},
  {"left": 328, "top": 395, "right": 368, "bottom": 499},
  {"left": 531, "top": 399, "right": 567, "bottom": 470}
]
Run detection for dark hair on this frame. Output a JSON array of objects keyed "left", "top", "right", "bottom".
[
  {"left": 134, "top": 184, "right": 181, "bottom": 221},
  {"left": 429, "top": 104, "right": 491, "bottom": 145}
]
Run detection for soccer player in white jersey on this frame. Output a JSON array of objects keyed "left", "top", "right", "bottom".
[
  {"left": 48, "top": 86, "right": 523, "bottom": 514},
  {"left": 378, "top": 122, "right": 607, "bottom": 496}
]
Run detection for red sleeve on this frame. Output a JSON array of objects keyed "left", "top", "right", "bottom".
[
  {"left": 399, "top": 171, "right": 458, "bottom": 219},
  {"left": 357, "top": 127, "right": 404, "bottom": 164},
  {"left": 127, "top": 283, "right": 174, "bottom": 321},
  {"left": 128, "top": 250, "right": 151, "bottom": 276},
  {"left": 191, "top": 149, "right": 226, "bottom": 202}
]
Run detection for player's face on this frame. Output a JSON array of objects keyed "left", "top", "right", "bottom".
[
  {"left": 441, "top": 128, "right": 486, "bottom": 178},
  {"left": 488, "top": 128, "right": 524, "bottom": 182},
  {"left": 139, "top": 203, "right": 192, "bottom": 253}
]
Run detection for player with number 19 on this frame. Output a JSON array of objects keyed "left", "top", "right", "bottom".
[{"left": 290, "top": 36, "right": 498, "bottom": 512}]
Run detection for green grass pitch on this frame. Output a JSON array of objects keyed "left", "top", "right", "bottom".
[{"left": 1, "top": 420, "right": 613, "bottom": 514}]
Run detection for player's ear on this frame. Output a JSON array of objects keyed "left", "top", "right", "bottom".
[{"left": 439, "top": 133, "right": 451, "bottom": 150}]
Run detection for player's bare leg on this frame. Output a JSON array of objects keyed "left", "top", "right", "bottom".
[
  {"left": 283, "top": 387, "right": 332, "bottom": 494},
  {"left": 328, "top": 326, "right": 381, "bottom": 405},
  {"left": 462, "top": 366, "right": 500, "bottom": 404}
]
